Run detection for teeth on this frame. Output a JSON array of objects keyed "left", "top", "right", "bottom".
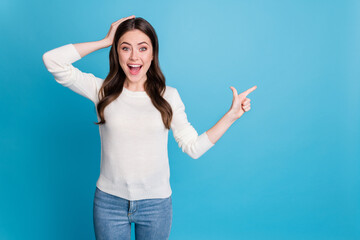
[{"left": 128, "top": 64, "right": 142, "bottom": 67}]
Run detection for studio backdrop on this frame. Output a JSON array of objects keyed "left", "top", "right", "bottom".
[{"left": 1, "top": 0, "right": 359, "bottom": 239}]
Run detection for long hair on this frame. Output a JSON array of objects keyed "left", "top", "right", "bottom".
[{"left": 94, "top": 17, "right": 173, "bottom": 129}]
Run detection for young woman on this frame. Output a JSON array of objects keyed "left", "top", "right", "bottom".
[{"left": 42, "top": 15, "right": 256, "bottom": 240}]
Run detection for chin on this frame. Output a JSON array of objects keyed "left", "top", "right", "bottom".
[{"left": 126, "top": 74, "right": 146, "bottom": 82}]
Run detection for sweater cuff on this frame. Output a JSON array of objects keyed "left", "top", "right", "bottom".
[
  {"left": 68, "top": 43, "right": 82, "bottom": 63},
  {"left": 197, "top": 131, "right": 215, "bottom": 156},
  {"left": 204, "top": 131, "right": 215, "bottom": 146}
]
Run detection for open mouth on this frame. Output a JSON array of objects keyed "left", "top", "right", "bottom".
[{"left": 127, "top": 64, "right": 143, "bottom": 75}]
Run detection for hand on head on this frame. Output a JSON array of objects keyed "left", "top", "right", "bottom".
[{"left": 103, "top": 15, "right": 136, "bottom": 47}]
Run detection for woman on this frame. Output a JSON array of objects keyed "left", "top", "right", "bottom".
[{"left": 42, "top": 15, "right": 256, "bottom": 240}]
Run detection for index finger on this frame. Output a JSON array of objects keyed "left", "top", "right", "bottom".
[
  {"left": 116, "top": 15, "right": 135, "bottom": 23},
  {"left": 243, "top": 85, "right": 257, "bottom": 96},
  {"left": 125, "top": 15, "right": 135, "bottom": 19}
]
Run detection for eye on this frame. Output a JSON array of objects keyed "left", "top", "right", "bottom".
[
  {"left": 140, "top": 47, "right": 147, "bottom": 51},
  {"left": 122, "top": 47, "right": 129, "bottom": 51}
]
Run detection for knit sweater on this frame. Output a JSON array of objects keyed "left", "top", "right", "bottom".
[{"left": 42, "top": 43, "right": 215, "bottom": 200}]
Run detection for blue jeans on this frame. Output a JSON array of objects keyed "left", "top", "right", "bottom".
[{"left": 93, "top": 186, "right": 172, "bottom": 240}]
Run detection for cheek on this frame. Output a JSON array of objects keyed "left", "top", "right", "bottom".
[
  {"left": 119, "top": 55, "right": 127, "bottom": 63},
  {"left": 118, "top": 51, "right": 128, "bottom": 61},
  {"left": 118, "top": 57, "right": 128, "bottom": 69},
  {"left": 144, "top": 53, "right": 153, "bottom": 65}
]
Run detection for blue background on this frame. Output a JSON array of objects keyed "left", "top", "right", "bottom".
[{"left": 1, "top": 0, "right": 359, "bottom": 239}]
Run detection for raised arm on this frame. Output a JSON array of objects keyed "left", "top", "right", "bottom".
[
  {"left": 42, "top": 41, "right": 106, "bottom": 104},
  {"left": 42, "top": 15, "right": 135, "bottom": 104}
]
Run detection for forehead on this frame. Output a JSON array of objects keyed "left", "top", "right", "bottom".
[{"left": 118, "top": 29, "right": 152, "bottom": 45}]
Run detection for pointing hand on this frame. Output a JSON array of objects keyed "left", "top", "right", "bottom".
[{"left": 229, "top": 85, "right": 257, "bottom": 119}]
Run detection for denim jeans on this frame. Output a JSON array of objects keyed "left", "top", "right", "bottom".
[{"left": 93, "top": 186, "right": 172, "bottom": 240}]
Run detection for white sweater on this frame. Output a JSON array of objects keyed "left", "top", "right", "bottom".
[{"left": 42, "top": 43, "right": 215, "bottom": 200}]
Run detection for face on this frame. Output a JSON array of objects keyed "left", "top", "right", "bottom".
[{"left": 117, "top": 29, "right": 153, "bottom": 86}]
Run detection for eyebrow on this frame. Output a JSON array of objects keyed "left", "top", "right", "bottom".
[{"left": 120, "top": 41, "right": 149, "bottom": 46}]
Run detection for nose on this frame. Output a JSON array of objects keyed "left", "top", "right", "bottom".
[{"left": 130, "top": 49, "right": 139, "bottom": 60}]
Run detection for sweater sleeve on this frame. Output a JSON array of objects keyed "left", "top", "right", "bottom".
[
  {"left": 42, "top": 43, "right": 103, "bottom": 104},
  {"left": 170, "top": 89, "right": 215, "bottom": 159}
]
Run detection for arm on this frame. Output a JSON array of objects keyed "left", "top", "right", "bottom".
[
  {"left": 171, "top": 85, "right": 257, "bottom": 156},
  {"left": 42, "top": 41, "right": 107, "bottom": 103},
  {"left": 205, "top": 111, "right": 237, "bottom": 144},
  {"left": 42, "top": 16, "right": 135, "bottom": 104},
  {"left": 72, "top": 39, "right": 110, "bottom": 58}
]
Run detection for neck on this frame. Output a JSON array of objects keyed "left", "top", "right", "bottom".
[{"left": 124, "top": 78, "right": 146, "bottom": 92}]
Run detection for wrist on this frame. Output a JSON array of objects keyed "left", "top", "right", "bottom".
[
  {"left": 226, "top": 110, "right": 238, "bottom": 122},
  {"left": 100, "top": 38, "right": 112, "bottom": 48}
]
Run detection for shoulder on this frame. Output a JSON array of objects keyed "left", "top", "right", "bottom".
[
  {"left": 164, "top": 85, "right": 183, "bottom": 106},
  {"left": 163, "top": 85, "right": 179, "bottom": 99}
]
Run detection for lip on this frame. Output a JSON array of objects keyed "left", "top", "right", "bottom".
[{"left": 127, "top": 63, "right": 143, "bottom": 66}]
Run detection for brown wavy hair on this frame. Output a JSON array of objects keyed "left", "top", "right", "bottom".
[{"left": 94, "top": 17, "right": 173, "bottom": 129}]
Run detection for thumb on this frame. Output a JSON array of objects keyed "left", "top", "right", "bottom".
[{"left": 230, "top": 86, "right": 238, "bottom": 98}]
